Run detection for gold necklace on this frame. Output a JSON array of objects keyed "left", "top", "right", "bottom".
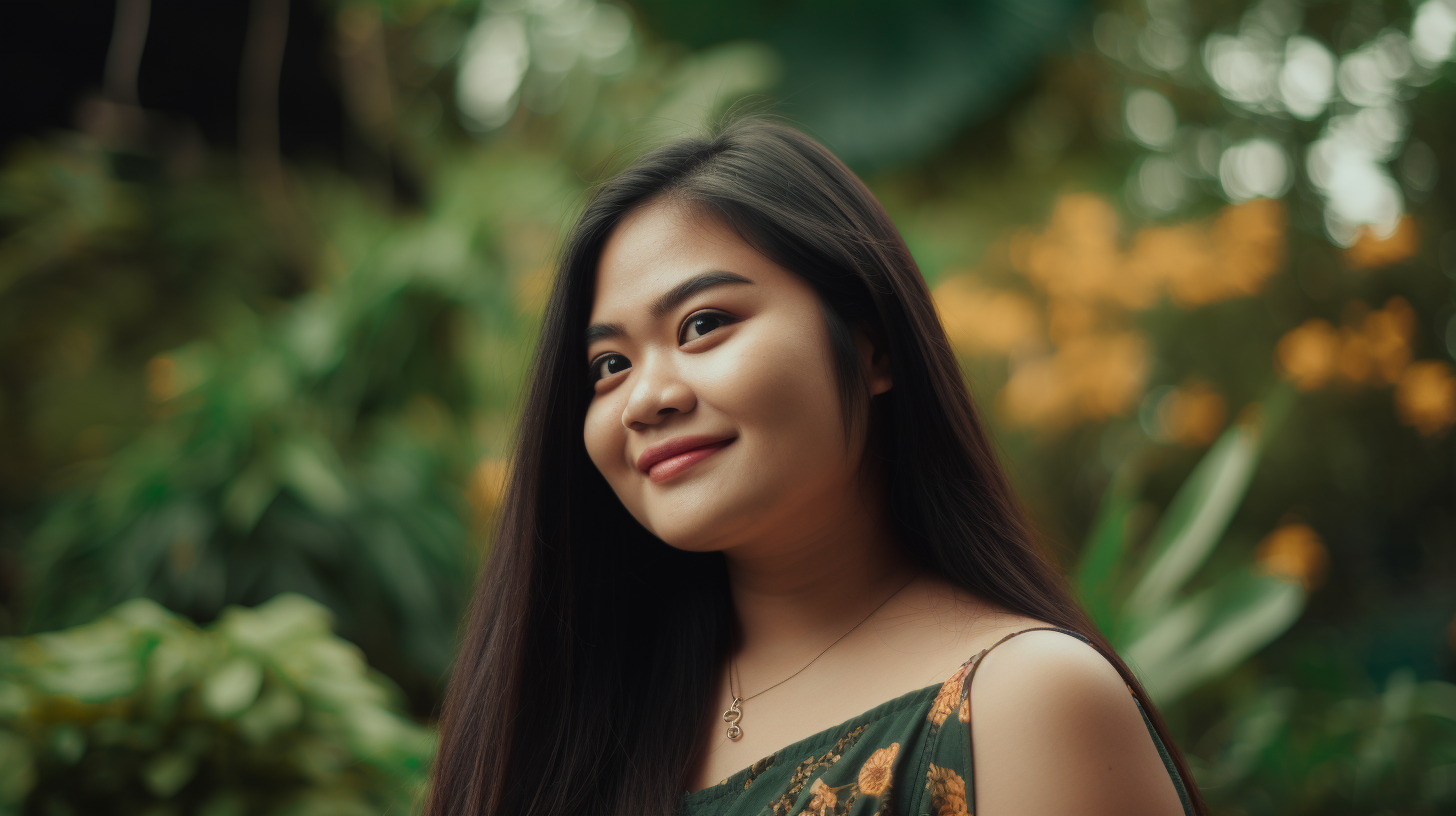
[{"left": 722, "top": 571, "right": 921, "bottom": 740}]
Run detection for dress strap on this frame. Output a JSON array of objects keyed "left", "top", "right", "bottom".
[{"left": 963, "top": 625, "right": 1091, "bottom": 687}]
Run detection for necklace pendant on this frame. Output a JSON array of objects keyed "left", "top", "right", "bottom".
[{"left": 722, "top": 696, "right": 743, "bottom": 740}]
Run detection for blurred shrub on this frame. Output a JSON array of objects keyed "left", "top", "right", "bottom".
[
  {"left": 1076, "top": 384, "right": 1309, "bottom": 707},
  {"left": 0, "top": 593, "right": 432, "bottom": 816},
  {"left": 1195, "top": 669, "right": 1456, "bottom": 814},
  {"left": 1073, "top": 383, "right": 1456, "bottom": 813}
]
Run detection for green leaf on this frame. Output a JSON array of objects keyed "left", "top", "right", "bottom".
[
  {"left": 0, "top": 681, "right": 29, "bottom": 720},
  {"left": 108, "top": 597, "right": 181, "bottom": 633},
  {"left": 236, "top": 683, "right": 303, "bottom": 745},
  {"left": 0, "top": 730, "right": 35, "bottom": 806},
  {"left": 47, "top": 725, "right": 85, "bottom": 765},
  {"left": 142, "top": 751, "right": 198, "bottom": 799},
  {"left": 1074, "top": 459, "right": 1142, "bottom": 636},
  {"left": 276, "top": 438, "right": 352, "bottom": 516},
  {"left": 1122, "top": 420, "right": 1263, "bottom": 626},
  {"left": 145, "top": 637, "right": 201, "bottom": 706},
  {"left": 31, "top": 653, "right": 141, "bottom": 702},
  {"left": 218, "top": 593, "right": 335, "bottom": 653},
  {"left": 1417, "top": 680, "right": 1456, "bottom": 724},
  {"left": 1356, "top": 669, "right": 1419, "bottom": 791},
  {"left": 220, "top": 463, "right": 278, "bottom": 533},
  {"left": 197, "top": 794, "right": 247, "bottom": 816},
  {"left": 1124, "top": 569, "right": 1305, "bottom": 706},
  {"left": 1208, "top": 686, "right": 1295, "bottom": 788},
  {"left": 200, "top": 657, "right": 263, "bottom": 719},
  {"left": 644, "top": 41, "right": 785, "bottom": 145}
]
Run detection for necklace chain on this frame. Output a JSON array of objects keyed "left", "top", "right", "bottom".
[{"left": 722, "top": 570, "right": 921, "bottom": 741}]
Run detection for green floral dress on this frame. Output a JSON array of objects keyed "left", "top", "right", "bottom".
[{"left": 677, "top": 627, "right": 1195, "bottom": 816}]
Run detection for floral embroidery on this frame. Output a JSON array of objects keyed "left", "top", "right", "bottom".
[
  {"left": 926, "top": 763, "right": 970, "bottom": 816},
  {"left": 856, "top": 742, "right": 898, "bottom": 798}
]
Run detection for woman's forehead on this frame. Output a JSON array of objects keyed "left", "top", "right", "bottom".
[
  {"left": 590, "top": 202, "right": 770, "bottom": 315},
  {"left": 599, "top": 203, "right": 734, "bottom": 275}
]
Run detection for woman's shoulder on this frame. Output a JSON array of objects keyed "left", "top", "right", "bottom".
[
  {"left": 960, "top": 627, "right": 1191, "bottom": 815},
  {"left": 965, "top": 625, "right": 1135, "bottom": 736}
]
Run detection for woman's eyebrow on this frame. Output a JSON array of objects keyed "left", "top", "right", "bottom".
[{"left": 584, "top": 270, "right": 753, "bottom": 344}]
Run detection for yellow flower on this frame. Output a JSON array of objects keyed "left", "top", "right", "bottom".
[
  {"left": 1254, "top": 521, "right": 1329, "bottom": 590},
  {"left": 998, "top": 330, "right": 1150, "bottom": 430},
  {"left": 932, "top": 277, "right": 1044, "bottom": 358},
  {"left": 1363, "top": 297, "right": 1415, "bottom": 385},
  {"left": 1012, "top": 193, "right": 1125, "bottom": 305},
  {"left": 1155, "top": 378, "right": 1227, "bottom": 447},
  {"left": 926, "top": 763, "right": 969, "bottom": 816},
  {"left": 1395, "top": 360, "right": 1456, "bottom": 437},
  {"left": 1335, "top": 325, "right": 1374, "bottom": 386},
  {"left": 1275, "top": 319, "right": 1339, "bottom": 391},
  {"left": 957, "top": 695, "right": 969, "bottom": 724},
  {"left": 857, "top": 742, "right": 899, "bottom": 798},
  {"left": 806, "top": 777, "right": 836, "bottom": 815},
  {"left": 1345, "top": 215, "right": 1419, "bottom": 269}
]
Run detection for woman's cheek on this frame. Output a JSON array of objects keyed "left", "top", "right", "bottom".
[
  {"left": 582, "top": 403, "right": 622, "bottom": 479},
  {"left": 712, "top": 321, "right": 836, "bottom": 430}
]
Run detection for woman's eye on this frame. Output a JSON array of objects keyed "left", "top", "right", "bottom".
[
  {"left": 680, "top": 311, "right": 734, "bottom": 343},
  {"left": 590, "top": 354, "right": 631, "bottom": 382}
]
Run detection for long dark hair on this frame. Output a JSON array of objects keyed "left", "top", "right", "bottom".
[{"left": 425, "top": 114, "right": 1208, "bottom": 816}]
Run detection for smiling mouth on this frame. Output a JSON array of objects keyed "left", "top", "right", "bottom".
[{"left": 646, "top": 439, "right": 734, "bottom": 484}]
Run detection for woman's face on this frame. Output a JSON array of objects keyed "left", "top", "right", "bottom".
[{"left": 582, "top": 199, "right": 891, "bottom": 555}]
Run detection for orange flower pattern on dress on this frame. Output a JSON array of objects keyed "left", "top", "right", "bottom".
[
  {"left": 805, "top": 778, "right": 837, "bottom": 815},
  {"left": 741, "top": 754, "right": 775, "bottom": 791},
  {"left": 928, "top": 659, "right": 973, "bottom": 727},
  {"left": 926, "top": 763, "right": 970, "bottom": 816},
  {"left": 955, "top": 653, "right": 986, "bottom": 724},
  {"left": 856, "top": 742, "right": 898, "bottom": 798},
  {"left": 766, "top": 724, "right": 866, "bottom": 816}
]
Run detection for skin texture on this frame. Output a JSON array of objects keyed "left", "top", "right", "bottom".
[{"left": 582, "top": 198, "right": 1186, "bottom": 814}]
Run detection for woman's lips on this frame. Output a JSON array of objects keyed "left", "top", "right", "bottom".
[{"left": 646, "top": 439, "right": 734, "bottom": 484}]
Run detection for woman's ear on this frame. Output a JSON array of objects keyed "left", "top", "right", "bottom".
[{"left": 854, "top": 326, "right": 893, "bottom": 396}]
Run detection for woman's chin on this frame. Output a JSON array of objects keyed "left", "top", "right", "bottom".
[
  {"left": 657, "top": 536, "right": 731, "bottom": 555},
  {"left": 638, "top": 505, "right": 744, "bottom": 554}
]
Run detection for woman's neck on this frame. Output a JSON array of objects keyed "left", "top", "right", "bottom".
[{"left": 721, "top": 500, "right": 920, "bottom": 675}]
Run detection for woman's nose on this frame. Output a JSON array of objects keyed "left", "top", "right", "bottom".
[{"left": 621, "top": 357, "right": 696, "bottom": 430}]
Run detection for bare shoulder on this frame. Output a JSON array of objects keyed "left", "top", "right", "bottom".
[{"left": 967, "top": 629, "right": 1189, "bottom": 816}]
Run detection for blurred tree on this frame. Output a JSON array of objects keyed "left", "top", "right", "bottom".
[{"left": 630, "top": 0, "right": 1093, "bottom": 170}]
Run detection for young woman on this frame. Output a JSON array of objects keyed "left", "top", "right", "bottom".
[{"left": 425, "top": 115, "right": 1205, "bottom": 816}]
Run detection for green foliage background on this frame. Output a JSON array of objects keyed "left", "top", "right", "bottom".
[{"left": 1, "top": 0, "right": 1454, "bottom": 813}]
